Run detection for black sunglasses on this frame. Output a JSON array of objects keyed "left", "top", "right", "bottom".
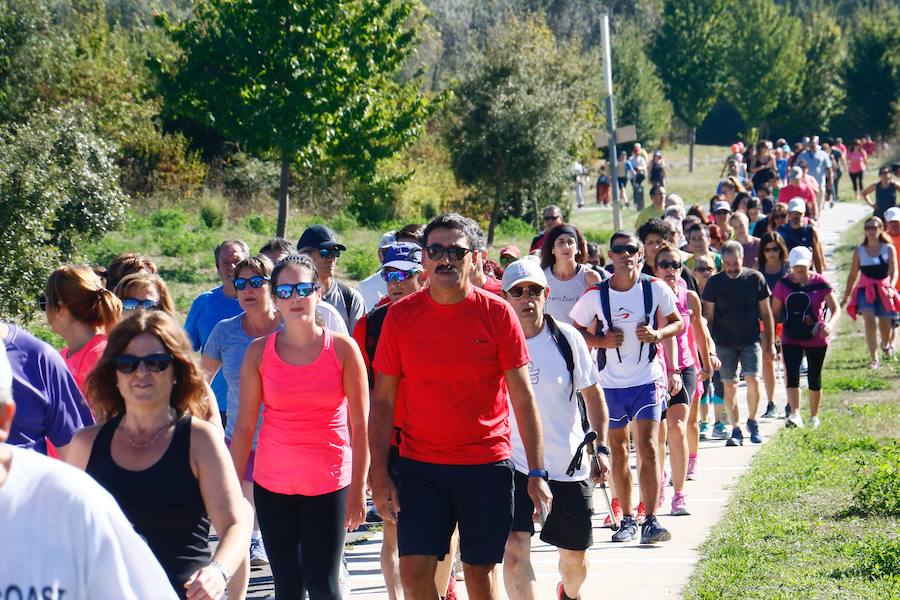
[
  {"left": 611, "top": 244, "right": 640, "bottom": 256},
  {"left": 763, "top": 246, "right": 781, "bottom": 252},
  {"left": 122, "top": 298, "right": 160, "bottom": 311},
  {"left": 274, "top": 282, "right": 320, "bottom": 299},
  {"left": 507, "top": 285, "right": 544, "bottom": 299},
  {"left": 544, "top": 214, "right": 562, "bottom": 221},
  {"left": 381, "top": 269, "right": 419, "bottom": 284},
  {"left": 234, "top": 275, "right": 269, "bottom": 291},
  {"left": 112, "top": 353, "right": 174, "bottom": 374},
  {"left": 657, "top": 260, "right": 682, "bottom": 270},
  {"left": 425, "top": 245, "right": 473, "bottom": 261},
  {"left": 694, "top": 266, "right": 715, "bottom": 273},
  {"left": 319, "top": 248, "right": 341, "bottom": 259}
]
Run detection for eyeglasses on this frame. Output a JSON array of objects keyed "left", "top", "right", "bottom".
[
  {"left": 319, "top": 248, "right": 341, "bottom": 259},
  {"left": 112, "top": 353, "right": 174, "bottom": 374},
  {"left": 37, "top": 295, "right": 47, "bottom": 311},
  {"left": 506, "top": 285, "right": 544, "bottom": 299},
  {"left": 381, "top": 269, "right": 420, "bottom": 284},
  {"left": 234, "top": 275, "right": 269, "bottom": 291},
  {"left": 694, "top": 266, "right": 715, "bottom": 273},
  {"left": 274, "top": 282, "right": 320, "bottom": 299},
  {"left": 864, "top": 224, "right": 880, "bottom": 231},
  {"left": 763, "top": 246, "right": 781, "bottom": 253},
  {"left": 610, "top": 244, "right": 640, "bottom": 256},
  {"left": 122, "top": 298, "right": 160, "bottom": 311},
  {"left": 425, "top": 245, "right": 473, "bottom": 261},
  {"left": 544, "top": 214, "right": 561, "bottom": 221},
  {"left": 773, "top": 214, "right": 787, "bottom": 220},
  {"left": 657, "top": 260, "right": 682, "bottom": 270}
]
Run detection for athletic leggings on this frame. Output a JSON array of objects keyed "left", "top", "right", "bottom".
[
  {"left": 782, "top": 344, "right": 827, "bottom": 391},
  {"left": 850, "top": 171, "right": 864, "bottom": 193},
  {"left": 254, "top": 483, "right": 348, "bottom": 599}
]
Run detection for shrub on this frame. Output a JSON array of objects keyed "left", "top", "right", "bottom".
[
  {"left": 841, "top": 537, "right": 900, "bottom": 581},
  {"left": 151, "top": 207, "right": 189, "bottom": 230},
  {"left": 159, "top": 230, "right": 210, "bottom": 258},
  {"left": 341, "top": 247, "right": 380, "bottom": 281},
  {"left": 330, "top": 211, "right": 358, "bottom": 234},
  {"left": 118, "top": 125, "right": 207, "bottom": 199},
  {"left": 850, "top": 454, "right": 900, "bottom": 517},
  {"left": 496, "top": 217, "right": 535, "bottom": 240},
  {"left": 245, "top": 214, "right": 276, "bottom": 236},
  {"left": 581, "top": 228, "right": 614, "bottom": 244},
  {"left": 199, "top": 196, "right": 227, "bottom": 229},
  {"left": 220, "top": 152, "right": 279, "bottom": 200},
  {"left": 159, "top": 265, "right": 210, "bottom": 284}
]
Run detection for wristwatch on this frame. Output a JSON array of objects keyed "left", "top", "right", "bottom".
[{"left": 527, "top": 469, "right": 549, "bottom": 481}]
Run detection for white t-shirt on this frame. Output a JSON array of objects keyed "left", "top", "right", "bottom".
[
  {"left": 0, "top": 445, "right": 176, "bottom": 599},
  {"left": 508, "top": 321, "right": 599, "bottom": 481},
  {"left": 357, "top": 271, "right": 387, "bottom": 312},
  {"left": 317, "top": 301, "right": 349, "bottom": 336},
  {"left": 569, "top": 277, "right": 677, "bottom": 389}
]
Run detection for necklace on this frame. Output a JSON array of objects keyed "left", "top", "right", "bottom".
[{"left": 119, "top": 411, "right": 175, "bottom": 449}]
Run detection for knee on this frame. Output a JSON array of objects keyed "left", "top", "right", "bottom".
[
  {"left": 503, "top": 536, "right": 530, "bottom": 572},
  {"left": 637, "top": 436, "right": 657, "bottom": 458}
]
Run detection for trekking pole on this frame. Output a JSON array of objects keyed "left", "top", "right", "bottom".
[{"left": 585, "top": 434, "right": 618, "bottom": 530}]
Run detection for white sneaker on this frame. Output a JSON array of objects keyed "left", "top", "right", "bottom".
[
  {"left": 786, "top": 413, "right": 805, "bottom": 428},
  {"left": 810, "top": 416, "right": 821, "bottom": 429}
]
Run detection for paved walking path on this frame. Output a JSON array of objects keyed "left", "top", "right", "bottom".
[{"left": 247, "top": 201, "right": 869, "bottom": 599}]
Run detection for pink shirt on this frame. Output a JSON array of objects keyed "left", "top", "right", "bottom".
[
  {"left": 772, "top": 273, "right": 832, "bottom": 348},
  {"left": 255, "top": 329, "right": 351, "bottom": 496},
  {"left": 847, "top": 150, "right": 867, "bottom": 173},
  {"left": 61, "top": 333, "right": 107, "bottom": 404},
  {"left": 672, "top": 280, "right": 695, "bottom": 370}
]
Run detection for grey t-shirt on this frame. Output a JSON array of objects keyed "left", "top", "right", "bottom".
[
  {"left": 797, "top": 149, "right": 832, "bottom": 186},
  {"left": 322, "top": 280, "right": 365, "bottom": 331}
]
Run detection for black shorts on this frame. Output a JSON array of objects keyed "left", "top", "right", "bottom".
[
  {"left": 388, "top": 445, "right": 400, "bottom": 487},
  {"left": 396, "top": 457, "right": 513, "bottom": 565},
  {"left": 511, "top": 471, "right": 593, "bottom": 551}
]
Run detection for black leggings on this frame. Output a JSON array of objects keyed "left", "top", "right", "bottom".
[
  {"left": 254, "top": 483, "right": 348, "bottom": 599},
  {"left": 850, "top": 171, "right": 864, "bottom": 192},
  {"left": 782, "top": 344, "right": 827, "bottom": 391}
]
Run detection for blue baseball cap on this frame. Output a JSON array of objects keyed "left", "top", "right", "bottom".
[{"left": 381, "top": 242, "right": 422, "bottom": 271}]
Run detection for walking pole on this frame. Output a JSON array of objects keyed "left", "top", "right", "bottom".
[{"left": 583, "top": 431, "right": 618, "bottom": 530}]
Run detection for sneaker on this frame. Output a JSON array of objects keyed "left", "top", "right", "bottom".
[
  {"left": 686, "top": 455, "right": 698, "bottom": 480},
  {"left": 640, "top": 515, "right": 672, "bottom": 544},
  {"left": 783, "top": 405, "right": 792, "bottom": 419},
  {"left": 699, "top": 421, "right": 710, "bottom": 440},
  {"left": 883, "top": 346, "right": 894, "bottom": 360},
  {"left": 747, "top": 419, "right": 763, "bottom": 444},
  {"left": 557, "top": 581, "right": 580, "bottom": 600},
  {"left": 786, "top": 413, "right": 805, "bottom": 428},
  {"left": 635, "top": 502, "right": 647, "bottom": 525},
  {"left": 659, "top": 470, "right": 669, "bottom": 505},
  {"left": 725, "top": 426, "right": 744, "bottom": 447},
  {"left": 762, "top": 402, "right": 776, "bottom": 419},
  {"left": 809, "top": 416, "right": 821, "bottom": 429},
  {"left": 611, "top": 515, "right": 639, "bottom": 542},
  {"left": 671, "top": 492, "right": 690, "bottom": 516},
  {"left": 365, "top": 507, "right": 383, "bottom": 523},
  {"left": 870, "top": 358, "right": 880, "bottom": 369},
  {"left": 249, "top": 537, "right": 269, "bottom": 566},
  {"left": 603, "top": 497, "right": 623, "bottom": 529},
  {"left": 712, "top": 421, "right": 728, "bottom": 439}
]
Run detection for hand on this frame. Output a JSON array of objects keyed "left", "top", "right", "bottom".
[
  {"left": 184, "top": 565, "right": 226, "bottom": 600},
  {"left": 840, "top": 296, "right": 849, "bottom": 307},
  {"left": 819, "top": 322, "right": 831, "bottom": 337},
  {"left": 527, "top": 476, "right": 553, "bottom": 523},
  {"left": 345, "top": 484, "right": 367, "bottom": 532},
  {"left": 699, "top": 367, "right": 711, "bottom": 382},
  {"left": 667, "top": 371, "right": 683, "bottom": 395},
  {"left": 709, "top": 355, "right": 722, "bottom": 371},
  {"left": 635, "top": 325, "right": 659, "bottom": 344},
  {"left": 590, "top": 453, "right": 610, "bottom": 485},
  {"left": 371, "top": 472, "right": 401, "bottom": 525},
  {"left": 599, "top": 327, "right": 625, "bottom": 349}
]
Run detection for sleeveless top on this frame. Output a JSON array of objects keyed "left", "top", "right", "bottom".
[
  {"left": 778, "top": 223, "right": 814, "bottom": 251},
  {"left": 544, "top": 265, "right": 588, "bottom": 325},
  {"left": 672, "top": 279, "right": 695, "bottom": 370},
  {"left": 858, "top": 243, "right": 891, "bottom": 281},
  {"left": 763, "top": 265, "right": 789, "bottom": 294},
  {"left": 256, "top": 328, "right": 351, "bottom": 496},
  {"left": 86, "top": 415, "right": 210, "bottom": 598},
  {"left": 874, "top": 182, "right": 897, "bottom": 220}
]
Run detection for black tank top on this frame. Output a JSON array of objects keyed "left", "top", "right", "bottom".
[{"left": 86, "top": 414, "right": 211, "bottom": 598}]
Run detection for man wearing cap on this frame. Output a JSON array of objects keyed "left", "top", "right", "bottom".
[
  {"left": 634, "top": 184, "right": 666, "bottom": 229},
  {"left": 780, "top": 166, "right": 818, "bottom": 220},
  {"left": 499, "top": 245, "right": 521, "bottom": 271},
  {"left": 357, "top": 231, "right": 397, "bottom": 312},
  {"left": 702, "top": 241, "right": 775, "bottom": 446},
  {"left": 500, "top": 259, "right": 610, "bottom": 600},
  {"left": 778, "top": 198, "right": 826, "bottom": 273},
  {"left": 530, "top": 206, "right": 564, "bottom": 253},
  {"left": 369, "top": 213, "right": 551, "bottom": 600},
  {"left": 298, "top": 224, "right": 366, "bottom": 331},
  {"left": 797, "top": 136, "right": 833, "bottom": 213}
]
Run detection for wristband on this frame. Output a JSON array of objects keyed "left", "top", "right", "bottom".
[
  {"left": 594, "top": 444, "right": 610, "bottom": 457},
  {"left": 527, "top": 469, "right": 549, "bottom": 481},
  {"left": 210, "top": 559, "right": 231, "bottom": 585}
]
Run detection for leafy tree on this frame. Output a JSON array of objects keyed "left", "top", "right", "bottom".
[
  {"left": 156, "top": 0, "right": 435, "bottom": 237},
  {"left": 612, "top": 23, "right": 672, "bottom": 146},
  {"left": 650, "top": 0, "right": 733, "bottom": 171},
  {"left": 723, "top": 0, "right": 804, "bottom": 132}
]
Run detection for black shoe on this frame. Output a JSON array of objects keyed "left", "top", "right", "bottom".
[
  {"left": 640, "top": 515, "right": 671, "bottom": 544},
  {"left": 725, "top": 426, "right": 744, "bottom": 446},
  {"left": 611, "top": 515, "right": 638, "bottom": 542},
  {"left": 747, "top": 419, "right": 763, "bottom": 444},
  {"left": 762, "top": 402, "right": 776, "bottom": 419},
  {"left": 365, "top": 508, "right": 383, "bottom": 523}
]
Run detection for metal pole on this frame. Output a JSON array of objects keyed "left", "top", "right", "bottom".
[{"left": 600, "top": 11, "right": 621, "bottom": 232}]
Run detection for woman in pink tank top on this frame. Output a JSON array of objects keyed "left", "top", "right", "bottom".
[
  {"left": 230, "top": 254, "right": 369, "bottom": 599},
  {"left": 654, "top": 244, "right": 717, "bottom": 516}
]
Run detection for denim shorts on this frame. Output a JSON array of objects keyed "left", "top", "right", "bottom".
[
  {"left": 856, "top": 289, "right": 898, "bottom": 319},
  {"left": 718, "top": 344, "right": 761, "bottom": 382}
]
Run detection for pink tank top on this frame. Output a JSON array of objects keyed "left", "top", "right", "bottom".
[
  {"left": 673, "top": 280, "right": 695, "bottom": 371},
  {"left": 255, "top": 329, "right": 351, "bottom": 496}
]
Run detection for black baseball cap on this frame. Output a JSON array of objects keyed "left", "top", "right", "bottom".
[{"left": 297, "top": 225, "right": 347, "bottom": 251}]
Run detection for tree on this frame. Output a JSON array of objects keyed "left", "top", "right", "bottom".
[
  {"left": 157, "top": 0, "right": 435, "bottom": 237},
  {"left": 650, "top": 0, "right": 733, "bottom": 171},
  {"left": 724, "top": 0, "right": 804, "bottom": 133}
]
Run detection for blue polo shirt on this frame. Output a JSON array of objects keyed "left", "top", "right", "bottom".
[{"left": 184, "top": 285, "right": 242, "bottom": 412}]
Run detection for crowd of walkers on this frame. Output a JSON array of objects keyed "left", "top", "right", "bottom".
[{"left": 1, "top": 135, "right": 899, "bottom": 600}]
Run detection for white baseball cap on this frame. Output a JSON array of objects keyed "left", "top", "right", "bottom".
[
  {"left": 885, "top": 207, "right": 900, "bottom": 223},
  {"left": 787, "top": 197, "right": 807, "bottom": 214},
  {"left": 502, "top": 259, "right": 547, "bottom": 292},
  {"left": 788, "top": 246, "right": 813, "bottom": 268}
]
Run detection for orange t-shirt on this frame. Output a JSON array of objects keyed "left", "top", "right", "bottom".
[{"left": 892, "top": 234, "right": 900, "bottom": 291}]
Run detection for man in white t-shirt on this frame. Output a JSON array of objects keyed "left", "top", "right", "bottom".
[
  {"left": 570, "top": 230, "right": 682, "bottom": 545},
  {"left": 0, "top": 346, "right": 176, "bottom": 600},
  {"left": 501, "top": 259, "right": 611, "bottom": 600}
]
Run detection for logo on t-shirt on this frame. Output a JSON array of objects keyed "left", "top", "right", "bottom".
[{"left": 614, "top": 306, "right": 633, "bottom": 320}]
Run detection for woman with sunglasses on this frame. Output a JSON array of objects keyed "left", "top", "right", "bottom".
[
  {"left": 65, "top": 311, "right": 252, "bottom": 600},
  {"left": 539, "top": 224, "right": 604, "bottom": 325},
  {"left": 766, "top": 203, "right": 789, "bottom": 234},
  {"left": 757, "top": 231, "right": 790, "bottom": 417},
  {"left": 841, "top": 216, "right": 900, "bottom": 368},
  {"left": 653, "top": 243, "right": 715, "bottom": 516},
  {"left": 113, "top": 272, "right": 177, "bottom": 318},
  {"left": 44, "top": 265, "right": 122, "bottom": 399},
  {"left": 231, "top": 254, "right": 369, "bottom": 599}
]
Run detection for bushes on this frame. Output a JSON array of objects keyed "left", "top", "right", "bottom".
[
  {"left": 199, "top": 195, "right": 227, "bottom": 229},
  {"left": 850, "top": 449, "right": 900, "bottom": 517},
  {"left": 151, "top": 207, "right": 189, "bottom": 230},
  {"left": 496, "top": 217, "right": 535, "bottom": 240},
  {"left": 118, "top": 124, "right": 207, "bottom": 199},
  {"left": 219, "top": 152, "right": 279, "bottom": 201},
  {"left": 341, "top": 248, "right": 380, "bottom": 281},
  {"left": 245, "top": 214, "right": 276, "bottom": 236}
]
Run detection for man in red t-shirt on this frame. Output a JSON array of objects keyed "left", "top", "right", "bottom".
[
  {"left": 780, "top": 166, "right": 818, "bottom": 220},
  {"left": 370, "top": 214, "right": 552, "bottom": 600}
]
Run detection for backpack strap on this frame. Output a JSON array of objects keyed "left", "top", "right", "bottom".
[
  {"left": 545, "top": 315, "right": 589, "bottom": 432},
  {"left": 638, "top": 274, "right": 658, "bottom": 363},
  {"left": 338, "top": 282, "right": 357, "bottom": 327},
  {"left": 363, "top": 304, "right": 390, "bottom": 388},
  {"left": 593, "top": 278, "right": 622, "bottom": 366}
]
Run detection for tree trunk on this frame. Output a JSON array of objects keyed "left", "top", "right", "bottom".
[
  {"left": 276, "top": 152, "right": 291, "bottom": 238},
  {"left": 688, "top": 126, "right": 696, "bottom": 173},
  {"left": 487, "top": 187, "right": 503, "bottom": 246}
]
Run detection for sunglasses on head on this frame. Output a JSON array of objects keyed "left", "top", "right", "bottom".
[
  {"left": 122, "top": 298, "right": 159, "bottom": 311},
  {"left": 657, "top": 259, "right": 682, "bottom": 270},
  {"left": 112, "top": 353, "right": 174, "bottom": 374},
  {"left": 318, "top": 247, "right": 341, "bottom": 259},
  {"left": 610, "top": 244, "right": 640, "bottom": 256},
  {"left": 234, "top": 275, "right": 269, "bottom": 291},
  {"left": 274, "top": 282, "right": 320, "bottom": 299},
  {"left": 381, "top": 269, "right": 420, "bottom": 284},
  {"left": 506, "top": 285, "right": 544, "bottom": 299},
  {"left": 425, "top": 245, "right": 472, "bottom": 261}
]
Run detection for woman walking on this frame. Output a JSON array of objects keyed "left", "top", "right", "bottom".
[
  {"left": 230, "top": 255, "right": 369, "bottom": 599},
  {"left": 847, "top": 139, "right": 868, "bottom": 199},
  {"left": 540, "top": 224, "right": 604, "bottom": 325},
  {"left": 757, "top": 232, "right": 790, "bottom": 418},
  {"left": 114, "top": 272, "right": 177, "bottom": 318},
  {"left": 863, "top": 166, "right": 900, "bottom": 221}
]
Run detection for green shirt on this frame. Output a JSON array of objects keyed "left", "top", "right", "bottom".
[{"left": 634, "top": 206, "right": 665, "bottom": 229}]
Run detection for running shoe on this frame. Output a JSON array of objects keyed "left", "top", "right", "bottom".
[
  {"left": 671, "top": 492, "right": 690, "bottom": 516},
  {"left": 870, "top": 358, "right": 880, "bottom": 370},
  {"left": 786, "top": 413, "right": 805, "bottom": 428},
  {"left": 557, "top": 581, "right": 580, "bottom": 600},
  {"left": 809, "top": 416, "right": 821, "bottom": 429},
  {"left": 686, "top": 455, "right": 698, "bottom": 480},
  {"left": 603, "top": 497, "right": 623, "bottom": 529},
  {"left": 725, "top": 426, "right": 744, "bottom": 447},
  {"left": 365, "top": 507, "right": 383, "bottom": 523},
  {"left": 883, "top": 346, "right": 895, "bottom": 360},
  {"left": 762, "top": 402, "right": 777, "bottom": 419},
  {"left": 712, "top": 421, "right": 728, "bottom": 439},
  {"left": 659, "top": 470, "right": 669, "bottom": 505},
  {"left": 249, "top": 537, "right": 269, "bottom": 566},
  {"left": 783, "top": 405, "right": 791, "bottom": 419},
  {"left": 635, "top": 502, "right": 647, "bottom": 525},
  {"left": 699, "top": 421, "right": 710, "bottom": 440},
  {"left": 611, "top": 515, "right": 638, "bottom": 542},
  {"left": 640, "top": 515, "right": 672, "bottom": 544},
  {"left": 747, "top": 419, "right": 763, "bottom": 444}
]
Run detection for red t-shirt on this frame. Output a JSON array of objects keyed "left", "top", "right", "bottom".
[
  {"left": 373, "top": 286, "right": 530, "bottom": 465},
  {"left": 779, "top": 183, "right": 816, "bottom": 212},
  {"left": 482, "top": 276, "right": 504, "bottom": 297},
  {"left": 61, "top": 333, "right": 107, "bottom": 407}
]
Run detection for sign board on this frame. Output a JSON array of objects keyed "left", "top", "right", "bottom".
[
  {"left": 592, "top": 125, "right": 637, "bottom": 148},
  {"left": 592, "top": 130, "right": 611, "bottom": 148}
]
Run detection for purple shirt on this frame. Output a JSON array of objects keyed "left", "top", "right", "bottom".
[
  {"left": 4, "top": 324, "right": 93, "bottom": 453},
  {"left": 773, "top": 273, "right": 832, "bottom": 348}
]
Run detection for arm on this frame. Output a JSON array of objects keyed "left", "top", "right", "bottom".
[
  {"left": 808, "top": 192, "right": 819, "bottom": 220},
  {"left": 771, "top": 296, "right": 784, "bottom": 324},
  {"left": 861, "top": 183, "right": 877, "bottom": 206},
  {"left": 200, "top": 354, "right": 221, "bottom": 386},
  {"left": 820, "top": 291, "right": 841, "bottom": 338},
  {"left": 63, "top": 425, "right": 103, "bottom": 470},
  {"left": 229, "top": 339, "right": 264, "bottom": 481},
  {"left": 335, "top": 335, "right": 370, "bottom": 532},
  {"left": 888, "top": 243, "right": 898, "bottom": 289},
  {"left": 702, "top": 300, "right": 716, "bottom": 333},
  {"left": 506, "top": 365, "right": 553, "bottom": 514},
  {"left": 368, "top": 372, "right": 400, "bottom": 523},
  {"left": 200, "top": 383, "right": 223, "bottom": 432},
  {"left": 686, "top": 291, "right": 713, "bottom": 375},
  {"left": 759, "top": 298, "right": 775, "bottom": 356},
  {"left": 811, "top": 228, "right": 826, "bottom": 273},
  {"left": 841, "top": 250, "right": 861, "bottom": 306}
]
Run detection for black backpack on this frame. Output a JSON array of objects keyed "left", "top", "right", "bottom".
[
  {"left": 780, "top": 277, "right": 829, "bottom": 340},
  {"left": 591, "top": 274, "right": 657, "bottom": 371},
  {"left": 362, "top": 303, "right": 390, "bottom": 389}
]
